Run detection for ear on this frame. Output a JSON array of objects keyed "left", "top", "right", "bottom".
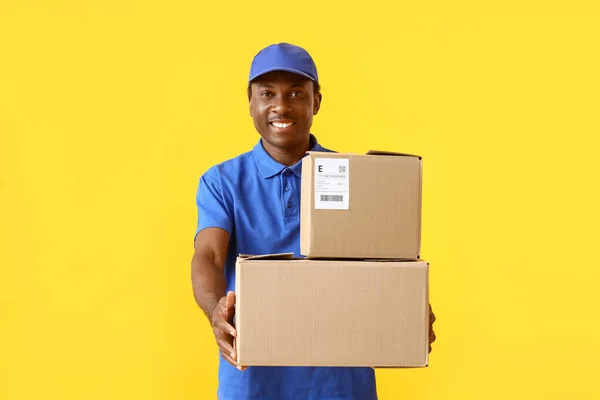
[
  {"left": 248, "top": 84, "right": 254, "bottom": 117},
  {"left": 313, "top": 92, "right": 322, "bottom": 115}
]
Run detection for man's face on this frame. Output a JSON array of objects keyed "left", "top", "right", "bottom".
[{"left": 249, "top": 71, "right": 321, "bottom": 152}]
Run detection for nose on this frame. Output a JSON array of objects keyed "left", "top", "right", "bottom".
[{"left": 271, "top": 94, "right": 292, "bottom": 114}]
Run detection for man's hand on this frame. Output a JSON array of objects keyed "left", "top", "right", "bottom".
[
  {"left": 211, "top": 291, "right": 246, "bottom": 371},
  {"left": 428, "top": 303, "right": 436, "bottom": 354},
  {"left": 192, "top": 228, "right": 247, "bottom": 370}
]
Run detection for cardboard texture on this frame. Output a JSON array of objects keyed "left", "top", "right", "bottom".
[
  {"left": 235, "top": 256, "right": 429, "bottom": 367},
  {"left": 300, "top": 151, "right": 422, "bottom": 259}
]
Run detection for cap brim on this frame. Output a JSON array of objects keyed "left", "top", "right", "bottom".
[{"left": 249, "top": 67, "right": 316, "bottom": 83}]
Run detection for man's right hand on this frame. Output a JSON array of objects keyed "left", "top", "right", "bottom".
[
  {"left": 191, "top": 228, "right": 246, "bottom": 371},
  {"left": 211, "top": 291, "right": 246, "bottom": 371}
]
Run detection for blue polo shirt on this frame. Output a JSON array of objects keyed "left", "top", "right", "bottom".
[{"left": 195, "top": 134, "right": 378, "bottom": 400}]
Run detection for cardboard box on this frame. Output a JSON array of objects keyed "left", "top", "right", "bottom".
[
  {"left": 234, "top": 254, "right": 429, "bottom": 367},
  {"left": 300, "top": 151, "right": 422, "bottom": 259}
]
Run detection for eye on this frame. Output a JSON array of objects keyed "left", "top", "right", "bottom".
[
  {"left": 261, "top": 91, "right": 274, "bottom": 97},
  {"left": 290, "top": 91, "right": 303, "bottom": 98}
]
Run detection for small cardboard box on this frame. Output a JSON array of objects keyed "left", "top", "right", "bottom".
[
  {"left": 234, "top": 254, "right": 429, "bottom": 368},
  {"left": 300, "top": 151, "right": 422, "bottom": 260}
]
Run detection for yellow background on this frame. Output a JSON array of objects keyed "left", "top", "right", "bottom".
[{"left": 1, "top": 0, "right": 599, "bottom": 398}]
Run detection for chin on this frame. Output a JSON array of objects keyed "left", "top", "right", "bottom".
[{"left": 262, "top": 132, "right": 306, "bottom": 150}]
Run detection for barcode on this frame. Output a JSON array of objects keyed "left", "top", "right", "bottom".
[{"left": 320, "top": 195, "right": 344, "bottom": 202}]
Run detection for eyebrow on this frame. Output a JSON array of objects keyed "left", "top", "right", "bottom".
[{"left": 256, "top": 82, "right": 304, "bottom": 89}]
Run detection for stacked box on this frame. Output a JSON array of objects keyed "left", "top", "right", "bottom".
[
  {"left": 235, "top": 150, "right": 429, "bottom": 368},
  {"left": 300, "top": 151, "right": 422, "bottom": 260}
]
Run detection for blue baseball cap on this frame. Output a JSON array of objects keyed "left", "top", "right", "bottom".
[{"left": 249, "top": 43, "right": 318, "bottom": 83}]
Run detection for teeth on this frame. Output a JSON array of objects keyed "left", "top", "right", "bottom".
[{"left": 272, "top": 122, "right": 293, "bottom": 128}]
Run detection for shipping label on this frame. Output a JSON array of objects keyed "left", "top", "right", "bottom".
[{"left": 314, "top": 158, "right": 349, "bottom": 210}]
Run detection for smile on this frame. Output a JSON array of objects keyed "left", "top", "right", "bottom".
[{"left": 270, "top": 121, "right": 295, "bottom": 129}]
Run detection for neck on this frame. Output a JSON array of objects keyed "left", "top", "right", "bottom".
[{"left": 262, "top": 136, "right": 313, "bottom": 167}]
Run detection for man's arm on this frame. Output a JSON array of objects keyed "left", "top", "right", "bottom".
[
  {"left": 191, "top": 227, "right": 243, "bottom": 369},
  {"left": 191, "top": 227, "right": 229, "bottom": 320}
]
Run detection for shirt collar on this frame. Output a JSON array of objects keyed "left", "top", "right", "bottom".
[{"left": 252, "top": 134, "right": 325, "bottom": 179}]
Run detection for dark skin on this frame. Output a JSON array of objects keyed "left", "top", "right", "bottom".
[
  {"left": 248, "top": 70, "right": 321, "bottom": 166},
  {"left": 191, "top": 70, "right": 436, "bottom": 370},
  {"left": 191, "top": 228, "right": 242, "bottom": 368}
]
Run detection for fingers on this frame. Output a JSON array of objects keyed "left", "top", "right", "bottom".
[
  {"left": 214, "top": 293, "right": 237, "bottom": 332},
  {"left": 214, "top": 316, "right": 237, "bottom": 338},
  {"left": 429, "top": 328, "right": 436, "bottom": 345},
  {"left": 429, "top": 304, "right": 436, "bottom": 324},
  {"left": 215, "top": 333, "right": 236, "bottom": 360},
  {"left": 428, "top": 332, "right": 436, "bottom": 354},
  {"left": 219, "top": 346, "right": 242, "bottom": 369},
  {"left": 212, "top": 296, "right": 243, "bottom": 370},
  {"left": 428, "top": 323, "right": 436, "bottom": 354},
  {"left": 215, "top": 330, "right": 247, "bottom": 371},
  {"left": 428, "top": 304, "right": 436, "bottom": 353},
  {"left": 221, "top": 351, "right": 237, "bottom": 366},
  {"left": 226, "top": 290, "right": 236, "bottom": 309},
  {"left": 214, "top": 325, "right": 243, "bottom": 369},
  {"left": 214, "top": 293, "right": 245, "bottom": 371},
  {"left": 222, "top": 291, "right": 236, "bottom": 322}
]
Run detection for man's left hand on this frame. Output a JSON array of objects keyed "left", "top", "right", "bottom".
[{"left": 428, "top": 303, "right": 436, "bottom": 353}]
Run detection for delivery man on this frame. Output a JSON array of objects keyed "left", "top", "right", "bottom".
[{"left": 191, "top": 42, "right": 436, "bottom": 400}]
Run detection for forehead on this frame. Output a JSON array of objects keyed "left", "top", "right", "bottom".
[{"left": 252, "top": 70, "right": 313, "bottom": 88}]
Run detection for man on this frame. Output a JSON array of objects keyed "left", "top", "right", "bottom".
[{"left": 191, "top": 42, "right": 436, "bottom": 400}]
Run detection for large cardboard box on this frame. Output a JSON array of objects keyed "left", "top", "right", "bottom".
[
  {"left": 300, "top": 151, "right": 422, "bottom": 259},
  {"left": 234, "top": 254, "right": 429, "bottom": 368}
]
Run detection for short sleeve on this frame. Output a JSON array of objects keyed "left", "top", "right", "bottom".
[{"left": 195, "top": 168, "right": 233, "bottom": 239}]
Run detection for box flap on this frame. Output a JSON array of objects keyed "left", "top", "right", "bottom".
[
  {"left": 366, "top": 150, "right": 421, "bottom": 158},
  {"left": 237, "top": 253, "right": 294, "bottom": 261},
  {"left": 306, "top": 150, "right": 421, "bottom": 158},
  {"left": 305, "top": 151, "right": 358, "bottom": 157}
]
